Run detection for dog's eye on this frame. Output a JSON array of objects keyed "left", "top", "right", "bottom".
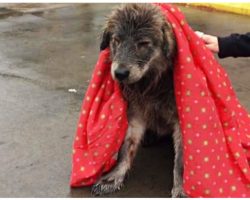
[
  {"left": 137, "top": 41, "right": 151, "bottom": 48},
  {"left": 112, "top": 38, "right": 120, "bottom": 46}
]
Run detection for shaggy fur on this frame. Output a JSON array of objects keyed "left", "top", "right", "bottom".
[{"left": 91, "top": 3, "right": 186, "bottom": 198}]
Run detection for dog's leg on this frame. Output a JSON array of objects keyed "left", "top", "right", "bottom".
[
  {"left": 171, "top": 122, "right": 186, "bottom": 198},
  {"left": 92, "top": 116, "right": 146, "bottom": 195}
]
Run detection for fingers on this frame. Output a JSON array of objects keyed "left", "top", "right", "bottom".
[
  {"left": 195, "top": 31, "right": 219, "bottom": 53},
  {"left": 195, "top": 31, "right": 204, "bottom": 38},
  {"left": 202, "top": 34, "right": 216, "bottom": 44},
  {"left": 205, "top": 44, "right": 219, "bottom": 53},
  {"left": 202, "top": 35, "right": 219, "bottom": 53}
]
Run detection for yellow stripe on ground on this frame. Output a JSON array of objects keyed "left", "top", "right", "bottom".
[{"left": 188, "top": 3, "right": 250, "bottom": 16}]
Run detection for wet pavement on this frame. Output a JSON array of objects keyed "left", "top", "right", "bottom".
[{"left": 0, "top": 3, "right": 250, "bottom": 198}]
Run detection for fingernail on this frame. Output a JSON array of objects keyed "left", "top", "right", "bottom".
[{"left": 195, "top": 31, "right": 204, "bottom": 38}]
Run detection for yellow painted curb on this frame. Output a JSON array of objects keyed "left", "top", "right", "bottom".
[{"left": 187, "top": 3, "right": 250, "bottom": 16}]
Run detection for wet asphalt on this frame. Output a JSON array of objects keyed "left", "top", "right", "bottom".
[{"left": 0, "top": 3, "right": 250, "bottom": 198}]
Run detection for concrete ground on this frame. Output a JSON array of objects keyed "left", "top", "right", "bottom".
[{"left": 0, "top": 3, "right": 250, "bottom": 198}]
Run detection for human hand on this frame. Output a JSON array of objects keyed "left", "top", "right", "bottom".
[{"left": 195, "top": 32, "right": 219, "bottom": 53}]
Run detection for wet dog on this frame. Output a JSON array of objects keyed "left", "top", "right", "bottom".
[{"left": 92, "top": 3, "right": 186, "bottom": 198}]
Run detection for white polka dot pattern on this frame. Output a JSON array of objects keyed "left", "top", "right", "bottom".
[
  {"left": 155, "top": 3, "right": 250, "bottom": 198},
  {"left": 71, "top": 3, "right": 250, "bottom": 198}
]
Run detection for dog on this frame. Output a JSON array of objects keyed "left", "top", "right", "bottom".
[{"left": 91, "top": 3, "right": 186, "bottom": 198}]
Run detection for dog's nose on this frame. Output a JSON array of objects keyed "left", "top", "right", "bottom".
[{"left": 114, "top": 68, "right": 130, "bottom": 81}]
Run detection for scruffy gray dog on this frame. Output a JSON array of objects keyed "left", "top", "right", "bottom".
[{"left": 92, "top": 3, "right": 186, "bottom": 198}]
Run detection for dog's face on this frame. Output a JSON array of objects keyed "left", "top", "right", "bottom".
[{"left": 101, "top": 3, "right": 176, "bottom": 84}]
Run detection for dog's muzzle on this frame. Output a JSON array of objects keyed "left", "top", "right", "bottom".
[{"left": 114, "top": 68, "right": 130, "bottom": 81}]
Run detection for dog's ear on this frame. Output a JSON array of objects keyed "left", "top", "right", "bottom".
[
  {"left": 162, "top": 22, "right": 176, "bottom": 60},
  {"left": 100, "top": 28, "right": 110, "bottom": 51},
  {"left": 162, "top": 26, "right": 169, "bottom": 58}
]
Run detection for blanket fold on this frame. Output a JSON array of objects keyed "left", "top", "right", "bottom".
[
  {"left": 70, "top": 49, "right": 128, "bottom": 186},
  {"left": 71, "top": 3, "right": 250, "bottom": 197}
]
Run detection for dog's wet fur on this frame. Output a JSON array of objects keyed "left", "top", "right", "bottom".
[{"left": 92, "top": 3, "right": 186, "bottom": 198}]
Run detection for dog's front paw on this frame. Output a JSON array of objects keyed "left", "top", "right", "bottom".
[
  {"left": 91, "top": 175, "right": 125, "bottom": 196},
  {"left": 171, "top": 187, "right": 187, "bottom": 198}
]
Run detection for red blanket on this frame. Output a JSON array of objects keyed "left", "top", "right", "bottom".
[{"left": 70, "top": 3, "right": 250, "bottom": 197}]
